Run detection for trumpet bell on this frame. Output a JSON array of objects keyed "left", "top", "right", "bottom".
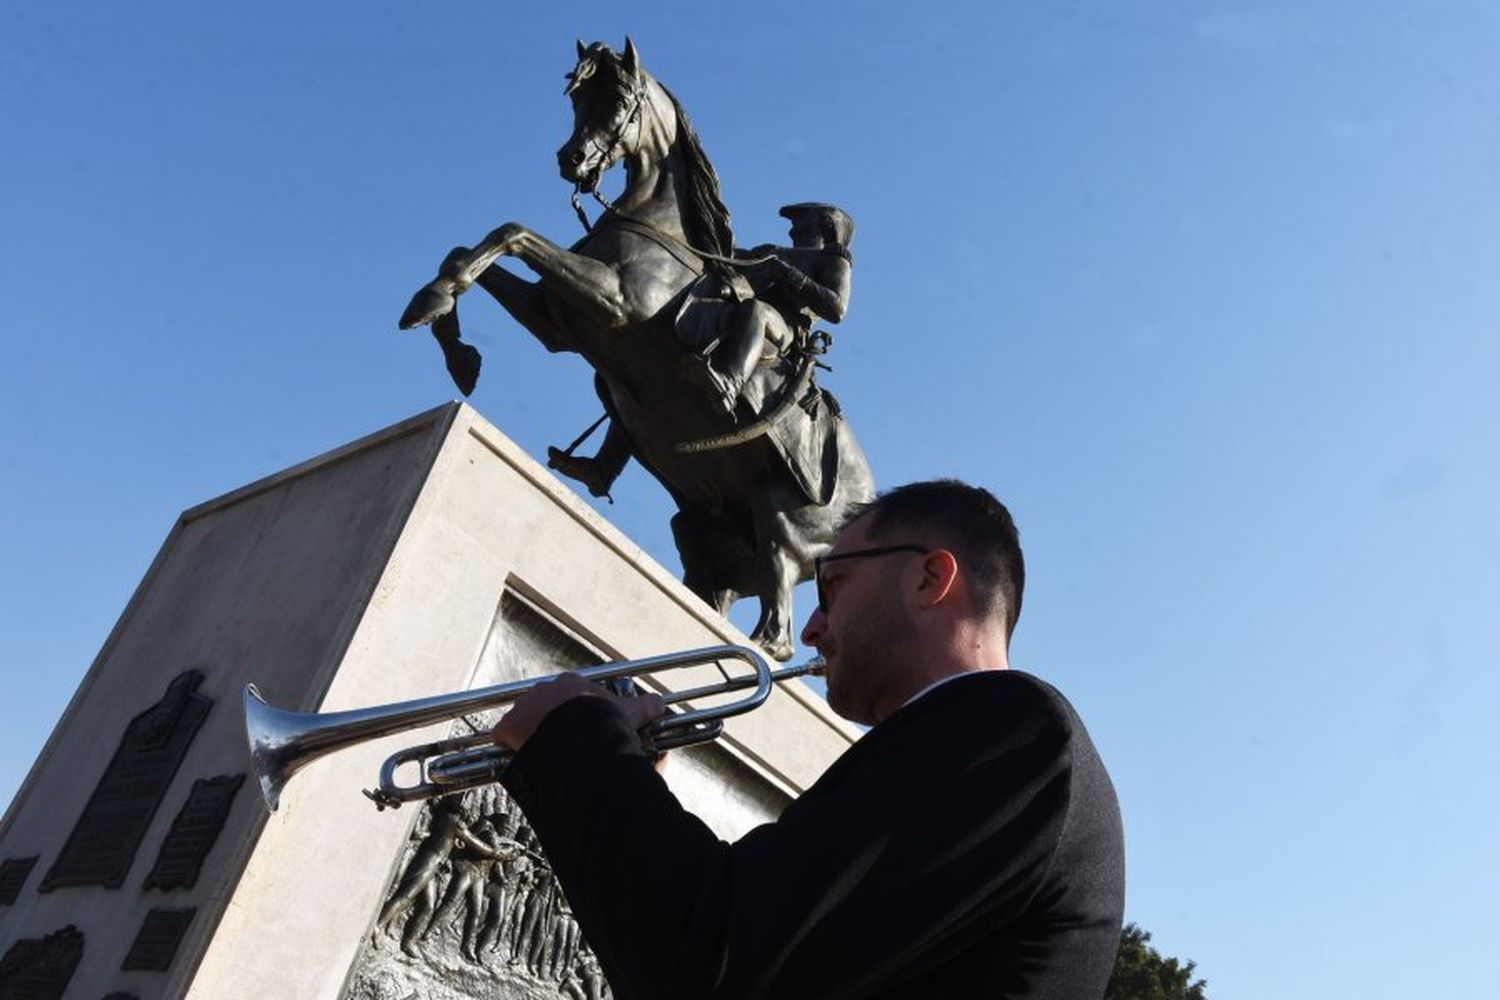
[
  {"left": 245, "top": 684, "right": 292, "bottom": 812},
  {"left": 246, "top": 683, "right": 338, "bottom": 813}
]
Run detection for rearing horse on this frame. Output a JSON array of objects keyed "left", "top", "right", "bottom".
[{"left": 399, "top": 39, "right": 874, "bottom": 659}]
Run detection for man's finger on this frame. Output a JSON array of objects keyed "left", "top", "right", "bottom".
[
  {"left": 616, "top": 691, "right": 667, "bottom": 731},
  {"left": 493, "top": 672, "right": 598, "bottom": 750}
]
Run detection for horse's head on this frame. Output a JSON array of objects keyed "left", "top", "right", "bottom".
[{"left": 558, "top": 38, "right": 652, "bottom": 191}]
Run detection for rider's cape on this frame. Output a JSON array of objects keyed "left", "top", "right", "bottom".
[{"left": 743, "top": 362, "right": 842, "bottom": 507}]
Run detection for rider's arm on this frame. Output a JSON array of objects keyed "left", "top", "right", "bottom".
[{"left": 771, "top": 252, "right": 850, "bottom": 323}]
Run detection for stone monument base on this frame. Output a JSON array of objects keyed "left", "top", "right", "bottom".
[{"left": 0, "top": 402, "right": 856, "bottom": 999}]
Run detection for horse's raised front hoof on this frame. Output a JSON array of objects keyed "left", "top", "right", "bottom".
[
  {"left": 399, "top": 283, "right": 456, "bottom": 330},
  {"left": 442, "top": 341, "right": 482, "bottom": 397}
]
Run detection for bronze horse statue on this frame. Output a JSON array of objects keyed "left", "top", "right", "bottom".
[{"left": 400, "top": 39, "right": 874, "bottom": 659}]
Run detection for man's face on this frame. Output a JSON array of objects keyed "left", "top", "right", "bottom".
[
  {"left": 788, "top": 215, "right": 824, "bottom": 249},
  {"left": 800, "top": 516, "right": 921, "bottom": 725}
]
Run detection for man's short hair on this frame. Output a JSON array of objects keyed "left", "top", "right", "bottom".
[{"left": 847, "top": 480, "right": 1025, "bottom": 640}]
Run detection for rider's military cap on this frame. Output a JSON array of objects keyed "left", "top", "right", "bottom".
[{"left": 779, "top": 203, "right": 855, "bottom": 248}]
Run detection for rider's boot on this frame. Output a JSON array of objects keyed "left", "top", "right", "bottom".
[
  {"left": 703, "top": 360, "right": 745, "bottom": 417},
  {"left": 704, "top": 309, "right": 768, "bottom": 417},
  {"left": 546, "top": 448, "right": 616, "bottom": 499},
  {"left": 678, "top": 352, "right": 743, "bottom": 419}
]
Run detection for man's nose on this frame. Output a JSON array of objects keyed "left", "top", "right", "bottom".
[{"left": 800, "top": 605, "right": 825, "bottom": 647}]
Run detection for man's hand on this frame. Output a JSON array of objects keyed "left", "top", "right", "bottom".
[{"left": 492, "top": 672, "right": 666, "bottom": 752}]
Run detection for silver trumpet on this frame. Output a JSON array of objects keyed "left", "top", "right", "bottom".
[{"left": 244, "top": 644, "right": 823, "bottom": 812}]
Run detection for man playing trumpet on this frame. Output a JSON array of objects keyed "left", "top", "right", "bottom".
[{"left": 493, "top": 479, "right": 1125, "bottom": 998}]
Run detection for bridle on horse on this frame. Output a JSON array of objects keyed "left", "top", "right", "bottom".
[{"left": 568, "top": 71, "right": 649, "bottom": 235}]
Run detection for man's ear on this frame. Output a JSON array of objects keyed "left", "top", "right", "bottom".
[{"left": 913, "top": 549, "right": 960, "bottom": 609}]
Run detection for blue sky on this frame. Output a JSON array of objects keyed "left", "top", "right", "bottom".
[{"left": 3, "top": 3, "right": 1498, "bottom": 996}]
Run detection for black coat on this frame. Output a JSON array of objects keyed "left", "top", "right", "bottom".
[{"left": 502, "top": 670, "right": 1125, "bottom": 999}]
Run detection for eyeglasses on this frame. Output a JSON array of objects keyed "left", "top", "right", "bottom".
[{"left": 814, "top": 544, "right": 930, "bottom": 612}]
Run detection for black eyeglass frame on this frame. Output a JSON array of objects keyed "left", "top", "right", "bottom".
[{"left": 813, "top": 544, "right": 931, "bottom": 612}]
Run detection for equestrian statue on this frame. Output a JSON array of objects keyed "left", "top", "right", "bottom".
[{"left": 399, "top": 38, "right": 875, "bottom": 660}]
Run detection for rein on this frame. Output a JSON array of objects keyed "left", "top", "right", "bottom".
[{"left": 578, "top": 189, "right": 778, "bottom": 268}]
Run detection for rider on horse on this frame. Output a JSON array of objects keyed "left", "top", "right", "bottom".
[{"left": 548, "top": 202, "right": 856, "bottom": 500}]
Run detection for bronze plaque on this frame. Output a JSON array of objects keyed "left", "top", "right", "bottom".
[
  {"left": 41, "top": 671, "right": 212, "bottom": 891},
  {"left": 0, "top": 857, "right": 38, "bottom": 905},
  {"left": 341, "top": 589, "right": 612, "bottom": 999},
  {"left": 0, "top": 924, "right": 84, "bottom": 1000},
  {"left": 142, "top": 774, "right": 245, "bottom": 891},
  {"left": 121, "top": 908, "right": 196, "bottom": 973}
]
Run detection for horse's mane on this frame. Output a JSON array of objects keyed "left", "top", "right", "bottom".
[
  {"left": 657, "top": 82, "right": 734, "bottom": 260},
  {"left": 570, "top": 44, "right": 735, "bottom": 261}
]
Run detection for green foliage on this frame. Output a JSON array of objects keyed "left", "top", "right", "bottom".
[{"left": 1105, "top": 923, "right": 1208, "bottom": 1000}]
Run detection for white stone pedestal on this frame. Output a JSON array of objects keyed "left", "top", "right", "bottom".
[{"left": 0, "top": 403, "right": 856, "bottom": 1000}]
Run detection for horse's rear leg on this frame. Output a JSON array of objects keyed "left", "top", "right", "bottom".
[
  {"left": 671, "top": 511, "right": 752, "bottom": 618},
  {"left": 748, "top": 488, "right": 819, "bottom": 662},
  {"left": 748, "top": 539, "right": 799, "bottom": 662}
]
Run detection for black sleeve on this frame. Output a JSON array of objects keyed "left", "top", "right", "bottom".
[
  {"left": 501, "top": 682, "right": 1076, "bottom": 1000},
  {"left": 501, "top": 697, "right": 733, "bottom": 997}
]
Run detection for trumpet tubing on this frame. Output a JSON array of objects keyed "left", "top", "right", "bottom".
[{"left": 244, "top": 645, "right": 823, "bottom": 812}]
